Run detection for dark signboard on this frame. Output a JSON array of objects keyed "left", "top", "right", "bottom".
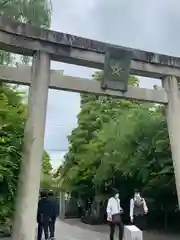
[{"left": 102, "top": 47, "right": 132, "bottom": 92}]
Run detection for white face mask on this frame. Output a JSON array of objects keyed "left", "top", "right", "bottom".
[
  {"left": 134, "top": 193, "right": 140, "bottom": 198},
  {"left": 114, "top": 193, "right": 119, "bottom": 199}
]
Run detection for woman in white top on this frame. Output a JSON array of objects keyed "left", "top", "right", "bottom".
[
  {"left": 106, "top": 189, "right": 124, "bottom": 240},
  {"left": 130, "top": 189, "right": 148, "bottom": 230}
]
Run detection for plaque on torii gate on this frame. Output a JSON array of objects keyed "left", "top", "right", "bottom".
[{"left": 102, "top": 47, "right": 132, "bottom": 92}]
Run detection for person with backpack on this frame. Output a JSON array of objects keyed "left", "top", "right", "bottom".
[
  {"left": 106, "top": 189, "right": 124, "bottom": 240},
  {"left": 130, "top": 189, "right": 148, "bottom": 230}
]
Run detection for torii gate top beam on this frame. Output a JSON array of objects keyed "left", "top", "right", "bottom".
[{"left": 0, "top": 16, "right": 180, "bottom": 79}]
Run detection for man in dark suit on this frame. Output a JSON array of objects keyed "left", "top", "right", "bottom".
[
  {"left": 37, "top": 191, "right": 50, "bottom": 240},
  {"left": 48, "top": 190, "right": 59, "bottom": 240}
]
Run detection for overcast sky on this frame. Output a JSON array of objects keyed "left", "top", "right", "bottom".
[{"left": 45, "top": 0, "right": 180, "bottom": 168}]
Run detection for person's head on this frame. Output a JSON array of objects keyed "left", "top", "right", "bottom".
[
  {"left": 112, "top": 188, "right": 119, "bottom": 199},
  {"left": 48, "top": 190, "right": 54, "bottom": 197},
  {"left": 134, "top": 189, "right": 141, "bottom": 198},
  {"left": 40, "top": 190, "right": 48, "bottom": 198}
]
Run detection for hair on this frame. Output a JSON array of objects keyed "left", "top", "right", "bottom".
[
  {"left": 111, "top": 188, "right": 119, "bottom": 197},
  {"left": 134, "top": 189, "right": 140, "bottom": 194},
  {"left": 40, "top": 190, "right": 48, "bottom": 198},
  {"left": 48, "top": 190, "right": 54, "bottom": 196}
]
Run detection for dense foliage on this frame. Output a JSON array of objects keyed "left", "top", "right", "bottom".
[
  {"left": 0, "top": 0, "right": 52, "bottom": 65},
  {"left": 60, "top": 72, "right": 177, "bottom": 228}
]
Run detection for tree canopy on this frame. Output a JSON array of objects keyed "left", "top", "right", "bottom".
[
  {"left": 59, "top": 71, "right": 177, "bottom": 227},
  {"left": 0, "top": 0, "right": 52, "bottom": 65}
]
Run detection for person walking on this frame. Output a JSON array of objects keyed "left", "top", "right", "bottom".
[
  {"left": 48, "top": 190, "right": 59, "bottom": 240},
  {"left": 130, "top": 189, "right": 148, "bottom": 230},
  {"left": 106, "top": 189, "right": 124, "bottom": 240},
  {"left": 37, "top": 191, "right": 50, "bottom": 240}
]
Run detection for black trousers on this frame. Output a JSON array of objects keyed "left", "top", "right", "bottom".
[
  {"left": 109, "top": 221, "right": 124, "bottom": 240},
  {"left": 134, "top": 215, "right": 145, "bottom": 231},
  {"left": 37, "top": 216, "right": 49, "bottom": 240},
  {"left": 49, "top": 216, "right": 56, "bottom": 238}
]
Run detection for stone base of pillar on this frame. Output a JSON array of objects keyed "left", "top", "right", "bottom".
[{"left": 124, "top": 225, "right": 143, "bottom": 240}]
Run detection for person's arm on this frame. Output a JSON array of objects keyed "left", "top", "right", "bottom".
[
  {"left": 56, "top": 200, "right": 60, "bottom": 216},
  {"left": 130, "top": 198, "right": 134, "bottom": 221},
  {"left": 106, "top": 198, "right": 112, "bottom": 220},
  {"left": 37, "top": 200, "right": 41, "bottom": 222},
  {"left": 143, "top": 198, "right": 148, "bottom": 214},
  {"left": 119, "top": 199, "right": 123, "bottom": 213}
]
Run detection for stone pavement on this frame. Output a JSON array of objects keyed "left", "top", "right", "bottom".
[
  {"left": 1, "top": 218, "right": 180, "bottom": 240},
  {"left": 62, "top": 219, "right": 180, "bottom": 240}
]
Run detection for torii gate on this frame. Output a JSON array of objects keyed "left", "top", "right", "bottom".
[{"left": 0, "top": 16, "right": 180, "bottom": 240}]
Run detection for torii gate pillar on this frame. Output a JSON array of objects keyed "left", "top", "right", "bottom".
[
  {"left": 163, "top": 76, "right": 180, "bottom": 207},
  {"left": 12, "top": 51, "right": 50, "bottom": 240}
]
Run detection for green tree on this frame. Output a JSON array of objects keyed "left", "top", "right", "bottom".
[
  {"left": 41, "top": 151, "right": 53, "bottom": 192},
  {"left": 0, "top": 0, "right": 52, "bottom": 65},
  {"left": 60, "top": 72, "right": 177, "bottom": 227},
  {"left": 60, "top": 72, "right": 139, "bottom": 198},
  {"left": 95, "top": 105, "right": 176, "bottom": 227},
  {"left": 0, "top": 0, "right": 51, "bottom": 27},
  {"left": 0, "top": 84, "right": 26, "bottom": 231},
  {"left": 42, "top": 151, "right": 52, "bottom": 175}
]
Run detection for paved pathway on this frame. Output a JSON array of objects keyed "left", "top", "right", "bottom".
[
  {"left": 1, "top": 218, "right": 180, "bottom": 240},
  {"left": 62, "top": 219, "right": 180, "bottom": 240}
]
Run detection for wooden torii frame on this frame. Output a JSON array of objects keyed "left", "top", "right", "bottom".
[{"left": 0, "top": 16, "right": 180, "bottom": 240}]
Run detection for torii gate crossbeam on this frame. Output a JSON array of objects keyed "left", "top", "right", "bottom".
[
  {"left": 0, "top": 16, "right": 180, "bottom": 240},
  {"left": 0, "top": 65, "right": 168, "bottom": 103}
]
